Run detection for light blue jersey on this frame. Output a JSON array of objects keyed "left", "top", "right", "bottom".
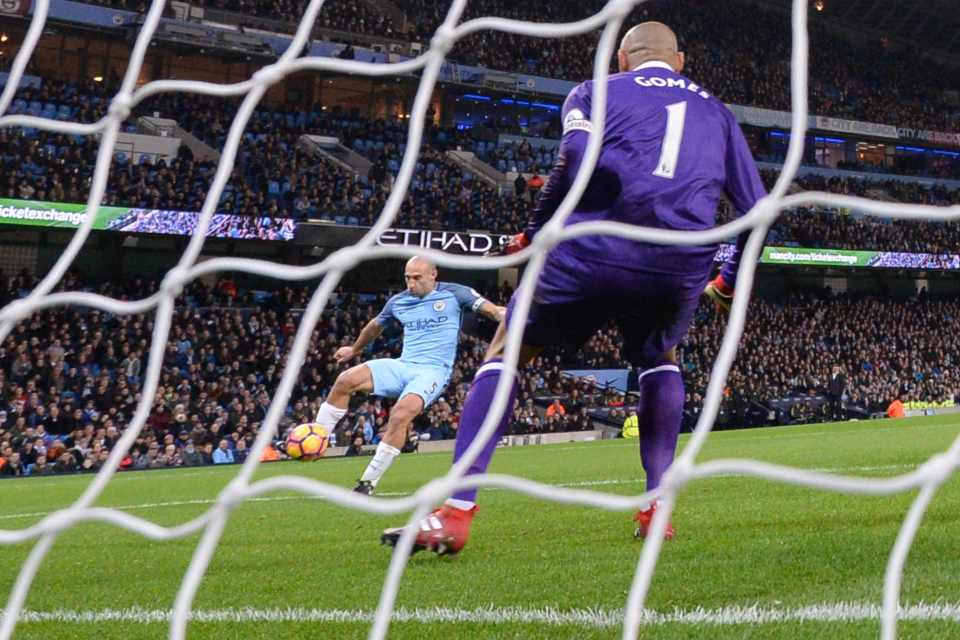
[
  {"left": 366, "top": 283, "right": 487, "bottom": 407},
  {"left": 375, "top": 282, "right": 486, "bottom": 368}
]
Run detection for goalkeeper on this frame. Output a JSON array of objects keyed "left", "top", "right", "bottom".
[{"left": 382, "top": 21, "right": 765, "bottom": 555}]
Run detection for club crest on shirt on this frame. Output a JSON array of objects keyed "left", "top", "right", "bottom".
[
  {"left": 433, "top": 301, "right": 446, "bottom": 312},
  {"left": 563, "top": 108, "right": 593, "bottom": 134}
]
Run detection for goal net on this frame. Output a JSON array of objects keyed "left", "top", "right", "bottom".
[{"left": 1, "top": 0, "right": 959, "bottom": 639}]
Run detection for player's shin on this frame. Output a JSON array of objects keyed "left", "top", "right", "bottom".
[
  {"left": 359, "top": 441, "right": 401, "bottom": 486},
  {"left": 447, "top": 358, "right": 519, "bottom": 509},
  {"left": 314, "top": 401, "right": 347, "bottom": 432},
  {"left": 637, "top": 363, "right": 684, "bottom": 497}
]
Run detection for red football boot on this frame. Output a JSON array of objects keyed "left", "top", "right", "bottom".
[
  {"left": 381, "top": 504, "right": 478, "bottom": 556},
  {"left": 633, "top": 504, "right": 675, "bottom": 540}
]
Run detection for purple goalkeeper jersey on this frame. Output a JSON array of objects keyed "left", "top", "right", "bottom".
[{"left": 527, "top": 60, "right": 766, "bottom": 283}]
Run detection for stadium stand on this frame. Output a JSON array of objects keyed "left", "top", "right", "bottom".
[
  {"left": 3, "top": 79, "right": 960, "bottom": 253},
  {"left": 63, "top": 0, "right": 958, "bottom": 131},
  {"left": 0, "top": 269, "right": 957, "bottom": 477}
]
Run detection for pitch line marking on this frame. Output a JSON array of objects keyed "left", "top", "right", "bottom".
[
  {"left": 7, "top": 602, "right": 960, "bottom": 626},
  {"left": 0, "top": 463, "right": 920, "bottom": 522}
]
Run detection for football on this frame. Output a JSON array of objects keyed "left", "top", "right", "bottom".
[{"left": 285, "top": 423, "right": 329, "bottom": 461}]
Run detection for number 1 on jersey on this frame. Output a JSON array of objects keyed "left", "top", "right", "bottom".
[{"left": 653, "top": 101, "right": 687, "bottom": 179}]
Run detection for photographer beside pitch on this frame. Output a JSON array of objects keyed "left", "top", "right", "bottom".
[{"left": 382, "top": 21, "right": 765, "bottom": 555}]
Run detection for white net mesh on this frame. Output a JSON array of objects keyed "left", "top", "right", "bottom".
[{"left": 1, "top": 0, "right": 959, "bottom": 638}]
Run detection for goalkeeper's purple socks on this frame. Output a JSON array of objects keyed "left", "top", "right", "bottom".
[
  {"left": 449, "top": 358, "right": 519, "bottom": 504},
  {"left": 638, "top": 363, "right": 684, "bottom": 492}
]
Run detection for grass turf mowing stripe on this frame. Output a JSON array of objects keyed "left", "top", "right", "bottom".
[
  {"left": 0, "top": 463, "right": 921, "bottom": 522},
  {"left": 8, "top": 603, "right": 960, "bottom": 626}
]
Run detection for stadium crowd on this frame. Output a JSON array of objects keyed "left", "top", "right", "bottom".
[
  {"left": 388, "top": 0, "right": 960, "bottom": 133},
  {"left": 681, "top": 288, "right": 960, "bottom": 430},
  {"left": 31, "top": 0, "right": 958, "bottom": 134},
  {"left": 0, "top": 272, "right": 590, "bottom": 477},
  {"left": 71, "top": 0, "right": 958, "bottom": 132},
  {"left": 725, "top": 171, "right": 960, "bottom": 254},
  {"left": 0, "top": 267, "right": 956, "bottom": 478},
  {"left": 71, "top": 0, "right": 960, "bottom": 131},
  {"left": 73, "top": 0, "right": 396, "bottom": 39},
  {"left": 5, "top": 78, "right": 960, "bottom": 254}
]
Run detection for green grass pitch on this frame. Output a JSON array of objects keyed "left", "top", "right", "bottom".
[{"left": 3, "top": 415, "right": 960, "bottom": 639}]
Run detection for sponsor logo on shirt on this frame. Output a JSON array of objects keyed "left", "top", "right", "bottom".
[{"left": 404, "top": 316, "right": 449, "bottom": 332}]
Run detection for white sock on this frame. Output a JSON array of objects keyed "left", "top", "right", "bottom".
[
  {"left": 314, "top": 401, "right": 347, "bottom": 430},
  {"left": 444, "top": 498, "right": 475, "bottom": 511},
  {"left": 360, "top": 442, "right": 401, "bottom": 485}
]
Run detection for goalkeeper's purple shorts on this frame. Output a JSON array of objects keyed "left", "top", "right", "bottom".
[{"left": 504, "top": 251, "right": 706, "bottom": 369}]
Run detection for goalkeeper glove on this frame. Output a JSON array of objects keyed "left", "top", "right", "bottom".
[
  {"left": 704, "top": 275, "right": 734, "bottom": 315},
  {"left": 504, "top": 231, "right": 531, "bottom": 255},
  {"left": 487, "top": 232, "right": 531, "bottom": 257}
]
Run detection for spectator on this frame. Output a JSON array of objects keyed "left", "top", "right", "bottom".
[
  {"left": 260, "top": 445, "right": 280, "bottom": 462},
  {"left": 1, "top": 452, "right": 25, "bottom": 477},
  {"left": 212, "top": 439, "right": 235, "bottom": 464},
  {"left": 545, "top": 399, "right": 566, "bottom": 418},
  {"left": 513, "top": 173, "right": 527, "bottom": 202},
  {"left": 29, "top": 454, "right": 52, "bottom": 476},
  {"left": 181, "top": 440, "right": 204, "bottom": 466},
  {"left": 887, "top": 396, "right": 906, "bottom": 419},
  {"left": 345, "top": 435, "right": 365, "bottom": 457},
  {"left": 622, "top": 410, "right": 639, "bottom": 438}
]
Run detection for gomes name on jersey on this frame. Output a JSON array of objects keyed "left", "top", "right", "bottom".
[{"left": 633, "top": 75, "right": 711, "bottom": 99}]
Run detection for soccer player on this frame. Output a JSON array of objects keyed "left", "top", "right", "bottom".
[
  {"left": 311, "top": 256, "right": 504, "bottom": 495},
  {"left": 382, "top": 22, "right": 765, "bottom": 554}
]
